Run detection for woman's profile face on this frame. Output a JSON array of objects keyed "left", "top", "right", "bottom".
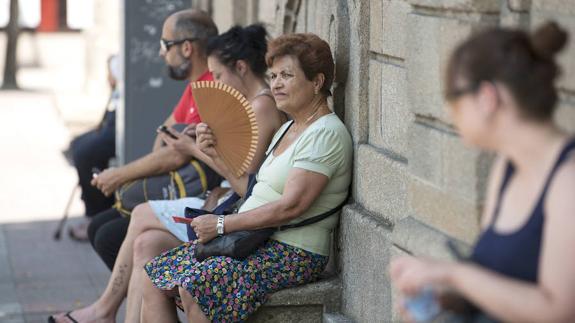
[
  {"left": 208, "top": 55, "right": 244, "bottom": 95},
  {"left": 447, "top": 89, "right": 487, "bottom": 148},
  {"left": 269, "top": 55, "right": 316, "bottom": 114}
]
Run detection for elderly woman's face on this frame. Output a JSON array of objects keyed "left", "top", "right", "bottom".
[{"left": 269, "top": 55, "right": 316, "bottom": 113}]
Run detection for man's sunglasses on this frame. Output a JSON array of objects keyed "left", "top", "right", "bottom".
[{"left": 160, "top": 38, "right": 198, "bottom": 52}]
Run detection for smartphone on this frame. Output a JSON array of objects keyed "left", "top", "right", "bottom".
[
  {"left": 172, "top": 216, "right": 194, "bottom": 224},
  {"left": 91, "top": 167, "right": 102, "bottom": 179},
  {"left": 157, "top": 125, "right": 178, "bottom": 140}
]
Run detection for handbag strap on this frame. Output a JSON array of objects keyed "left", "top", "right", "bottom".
[
  {"left": 264, "top": 121, "right": 294, "bottom": 163},
  {"left": 269, "top": 120, "right": 347, "bottom": 231},
  {"left": 277, "top": 195, "right": 349, "bottom": 231},
  {"left": 244, "top": 120, "right": 294, "bottom": 199},
  {"left": 211, "top": 121, "right": 295, "bottom": 215}
]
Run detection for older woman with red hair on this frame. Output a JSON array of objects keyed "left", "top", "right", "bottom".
[{"left": 140, "top": 33, "right": 353, "bottom": 323}]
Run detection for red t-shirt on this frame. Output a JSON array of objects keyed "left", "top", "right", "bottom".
[{"left": 172, "top": 71, "right": 213, "bottom": 124}]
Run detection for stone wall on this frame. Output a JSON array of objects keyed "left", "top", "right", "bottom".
[{"left": 206, "top": 1, "right": 575, "bottom": 322}]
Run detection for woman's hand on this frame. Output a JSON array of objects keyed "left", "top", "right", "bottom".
[
  {"left": 389, "top": 256, "right": 453, "bottom": 296},
  {"left": 195, "top": 123, "right": 219, "bottom": 159},
  {"left": 390, "top": 256, "right": 452, "bottom": 322},
  {"left": 396, "top": 297, "right": 416, "bottom": 323},
  {"left": 158, "top": 124, "right": 198, "bottom": 157},
  {"left": 191, "top": 214, "right": 219, "bottom": 243}
]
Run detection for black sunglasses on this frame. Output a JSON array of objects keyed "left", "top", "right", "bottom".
[{"left": 160, "top": 38, "right": 198, "bottom": 52}]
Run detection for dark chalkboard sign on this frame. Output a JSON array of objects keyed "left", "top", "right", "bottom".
[{"left": 117, "top": 0, "right": 190, "bottom": 164}]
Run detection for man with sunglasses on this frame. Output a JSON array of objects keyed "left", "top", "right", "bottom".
[
  {"left": 85, "top": 10, "right": 217, "bottom": 267},
  {"left": 90, "top": 9, "right": 217, "bottom": 199}
]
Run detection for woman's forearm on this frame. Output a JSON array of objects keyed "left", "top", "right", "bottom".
[
  {"left": 449, "top": 263, "right": 570, "bottom": 323},
  {"left": 224, "top": 198, "right": 303, "bottom": 233},
  {"left": 191, "top": 149, "right": 249, "bottom": 197},
  {"left": 210, "top": 155, "right": 249, "bottom": 197}
]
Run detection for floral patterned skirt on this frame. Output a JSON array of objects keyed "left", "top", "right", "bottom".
[{"left": 144, "top": 239, "right": 328, "bottom": 322}]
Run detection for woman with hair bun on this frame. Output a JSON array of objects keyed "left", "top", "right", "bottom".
[
  {"left": 164, "top": 23, "right": 286, "bottom": 177},
  {"left": 390, "top": 22, "right": 575, "bottom": 322}
]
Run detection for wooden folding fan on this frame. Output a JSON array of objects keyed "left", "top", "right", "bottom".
[{"left": 191, "top": 81, "right": 258, "bottom": 177}]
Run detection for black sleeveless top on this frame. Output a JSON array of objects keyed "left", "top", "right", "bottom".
[{"left": 471, "top": 138, "right": 575, "bottom": 283}]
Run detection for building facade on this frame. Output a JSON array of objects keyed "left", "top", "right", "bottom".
[{"left": 191, "top": 0, "right": 575, "bottom": 321}]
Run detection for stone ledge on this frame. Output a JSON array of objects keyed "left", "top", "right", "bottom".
[
  {"left": 265, "top": 276, "right": 341, "bottom": 311},
  {"left": 250, "top": 277, "right": 342, "bottom": 323},
  {"left": 392, "top": 216, "right": 471, "bottom": 260}
]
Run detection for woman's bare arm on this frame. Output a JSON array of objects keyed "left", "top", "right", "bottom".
[
  {"left": 391, "top": 159, "right": 575, "bottom": 323},
  {"left": 191, "top": 167, "right": 330, "bottom": 243}
]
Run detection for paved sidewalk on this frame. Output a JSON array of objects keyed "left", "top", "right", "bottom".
[{"left": 0, "top": 90, "right": 115, "bottom": 323}]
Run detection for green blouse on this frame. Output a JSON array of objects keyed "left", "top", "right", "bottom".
[{"left": 238, "top": 113, "right": 353, "bottom": 256}]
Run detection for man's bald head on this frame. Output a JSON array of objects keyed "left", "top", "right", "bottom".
[{"left": 165, "top": 9, "right": 218, "bottom": 57}]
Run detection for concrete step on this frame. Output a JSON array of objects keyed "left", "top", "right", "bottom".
[{"left": 250, "top": 277, "right": 341, "bottom": 323}]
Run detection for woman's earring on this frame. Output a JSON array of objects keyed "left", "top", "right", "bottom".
[{"left": 314, "top": 88, "right": 319, "bottom": 95}]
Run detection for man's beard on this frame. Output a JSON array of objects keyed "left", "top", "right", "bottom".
[{"left": 167, "top": 60, "right": 191, "bottom": 80}]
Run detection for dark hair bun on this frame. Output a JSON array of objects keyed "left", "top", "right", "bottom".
[
  {"left": 206, "top": 24, "right": 269, "bottom": 77},
  {"left": 531, "top": 21, "right": 568, "bottom": 59},
  {"left": 243, "top": 24, "right": 267, "bottom": 50}
]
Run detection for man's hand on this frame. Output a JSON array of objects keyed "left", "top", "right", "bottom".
[
  {"left": 195, "top": 123, "right": 219, "bottom": 159},
  {"left": 191, "top": 214, "right": 219, "bottom": 244},
  {"left": 158, "top": 124, "right": 199, "bottom": 157},
  {"left": 91, "top": 167, "right": 124, "bottom": 196},
  {"left": 182, "top": 123, "right": 197, "bottom": 138}
]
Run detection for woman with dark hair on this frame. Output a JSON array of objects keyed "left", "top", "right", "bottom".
[
  {"left": 390, "top": 22, "right": 575, "bottom": 322},
  {"left": 139, "top": 33, "right": 353, "bottom": 322},
  {"left": 49, "top": 24, "right": 286, "bottom": 323},
  {"left": 162, "top": 24, "right": 286, "bottom": 178}
]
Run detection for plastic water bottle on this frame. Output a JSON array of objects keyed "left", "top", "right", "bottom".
[{"left": 404, "top": 287, "right": 441, "bottom": 322}]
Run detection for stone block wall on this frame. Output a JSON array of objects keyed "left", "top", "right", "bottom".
[{"left": 204, "top": 0, "right": 575, "bottom": 321}]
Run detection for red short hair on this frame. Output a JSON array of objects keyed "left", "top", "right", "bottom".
[{"left": 266, "top": 33, "right": 334, "bottom": 96}]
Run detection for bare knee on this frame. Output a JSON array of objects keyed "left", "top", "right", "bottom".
[
  {"left": 128, "top": 203, "right": 156, "bottom": 234},
  {"left": 133, "top": 232, "right": 158, "bottom": 266},
  {"left": 133, "top": 230, "right": 181, "bottom": 268}
]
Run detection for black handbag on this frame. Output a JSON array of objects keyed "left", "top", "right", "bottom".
[
  {"left": 186, "top": 197, "right": 347, "bottom": 262},
  {"left": 183, "top": 120, "right": 347, "bottom": 261}
]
